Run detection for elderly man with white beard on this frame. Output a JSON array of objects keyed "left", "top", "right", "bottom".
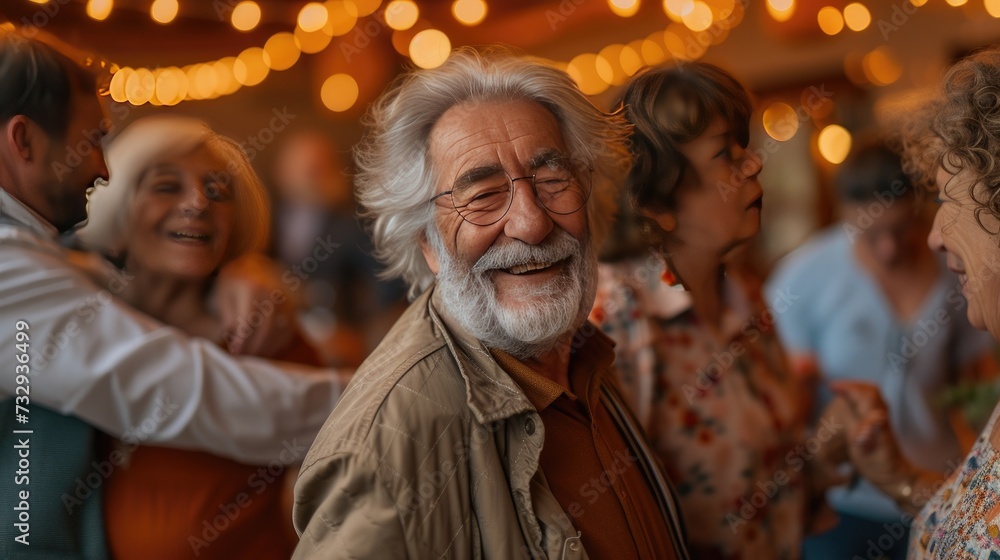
[{"left": 291, "top": 49, "right": 690, "bottom": 560}]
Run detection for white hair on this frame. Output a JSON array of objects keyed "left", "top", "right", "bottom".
[
  {"left": 355, "top": 47, "right": 631, "bottom": 300},
  {"left": 78, "top": 115, "right": 270, "bottom": 262}
]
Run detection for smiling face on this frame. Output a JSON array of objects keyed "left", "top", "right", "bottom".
[
  {"left": 124, "top": 146, "right": 236, "bottom": 280},
  {"left": 928, "top": 165, "right": 1000, "bottom": 337},
  {"left": 650, "top": 118, "right": 763, "bottom": 257},
  {"left": 421, "top": 100, "right": 596, "bottom": 357}
]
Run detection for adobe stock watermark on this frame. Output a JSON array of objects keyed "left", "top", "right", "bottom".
[
  {"left": 726, "top": 414, "right": 844, "bottom": 532},
  {"left": 221, "top": 234, "right": 341, "bottom": 351},
  {"left": 545, "top": 0, "right": 587, "bottom": 31},
  {"left": 878, "top": 0, "right": 926, "bottom": 42},
  {"left": 60, "top": 396, "right": 181, "bottom": 514},
  {"left": 717, "top": 84, "right": 835, "bottom": 202},
  {"left": 841, "top": 180, "right": 910, "bottom": 244},
  {"left": 681, "top": 287, "right": 801, "bottom": 403},
  {"left": 35, "top": 266, "right": 135, "bottom": 370},
  {"left": 671, "top": 0, "right": 750, "bottom": 67},
  {"left": 188, "top": 438, "right": 307, "bottom": 556}
]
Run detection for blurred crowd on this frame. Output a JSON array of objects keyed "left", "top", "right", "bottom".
[{"left": 3, "top": 24, "right": 1000, "bottom": 560}]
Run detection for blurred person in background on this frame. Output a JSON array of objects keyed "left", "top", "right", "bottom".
[
  {"left": 766, "top": 140, "right": 995, "bottom": 560},
  {"left": 78, "top": 116, "right": 326, "bottom": 559},
  {"left": 591, "top": 62, "right": 832, "bottom": 559},
  {"left": 270, "top": 129, "right": 405, "bottom": 367},
  {"left": 0, "top": 28, "right": 343, "bottom": 559}
]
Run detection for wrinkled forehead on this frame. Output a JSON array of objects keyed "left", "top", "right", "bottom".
[{"left": 427, "top": 100, "right": 567, "bottom": 183}]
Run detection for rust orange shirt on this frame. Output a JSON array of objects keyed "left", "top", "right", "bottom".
[{"left": 493, "top": 335, "right": 677, "bottom": 560}]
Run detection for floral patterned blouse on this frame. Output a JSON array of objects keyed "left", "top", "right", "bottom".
[
  {"left": 590, "top": 256, "right": 808, "bottom": 560},
  {"left": 910, "top": 402, "right": 1000, "bottom": 559}
]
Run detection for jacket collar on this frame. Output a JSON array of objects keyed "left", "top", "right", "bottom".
[
  {"left": 425, "top": 286, "right": 618, "bottom": 425},
  {"left": 425, "top": 286, "right": 539, "bottom": 424}
]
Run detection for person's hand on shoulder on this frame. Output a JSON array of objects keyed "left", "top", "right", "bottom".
[{"left": 214, "top": 252, "right": 297, "bottom": 357}]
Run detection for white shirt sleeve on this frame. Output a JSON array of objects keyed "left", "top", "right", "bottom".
[{"left": 0, "top": 237, "right": 343, "bottom": 466}]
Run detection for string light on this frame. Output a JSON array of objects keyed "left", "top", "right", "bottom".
[
  {"left": 409, "top": 28, "right": 451, "bottom": 69},
  {"left": 453, "top": 0, "right": 488, "bottom": 25},
  {"left": 817, "top": 6, "right": 843, "bottom": 35},
  {"left": 87, "top": 0, "right": 113, "bottom": 21},
  {"left": 298, "top": 2, "right": 329, "bottom": 32},
  {"left": 321, "top": 73, "right": 360, "bottom": 112},
  {"left": 608, "top": 0, "right": 640, "bottom": 17},
  {"left": 103, "top": 0, "right": 749, "bottom": 108},
  {"left": 683, "top": 1, "right": 713, "bottom": 31},
  {"left": 231, "top": 1, "right": 261, "bottom": 31},
  {"left": 234, "top": 47, "right": 269, "bottom": 86},
  {"left": 843, "top": 2, "right": 871, "bottom": 31},
  {"left": 385, "top": 0, "right": 419, "bottom": 30},
  {"left": 150, "top": 0, "right": 178, "bottom": 23},
  {"left": 766, "top": 0, "right": 794, "bottom": 22},
  {"left": 349, "top": 0, "right": 383, "bottom": 16},
  {"left": 263, "top": 32, "right": 301, "bottom": 70},
  {"left": 326, "top": 1, "right": 360, "bottom": 35},
  {"left": 987, "top": 0, "right": 1000, "bottom": 17}
]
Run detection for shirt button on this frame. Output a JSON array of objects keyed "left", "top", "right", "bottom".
[{"left": 524, "top": 418, "right": 535, "bottom": 436}]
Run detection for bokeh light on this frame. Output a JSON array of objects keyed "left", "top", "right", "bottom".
[
  {"left": 234, "top": 47, "right": 269, "bottom": 86},
  {"left": 150, "top": 0, "right": 178, "bottom": 24},
  {"left": 609, "top": 0, "right": 641, "bottom": 17},
  {"left": 231, "top": 1, "right": 261, "bottom": 31},
  {"left": 321, "top": 74, "right": 359, "bottom": 112},
  {"left": 817, "top": 6, "right": 843, "bottom": 35},
  {"left": 567, "top": 53, "right": 610, "bottom": 96},
  {"left": 87, "top": 0, "right": 113, "bottom": 21},
  {"left": 453, "top": 0, "right": 488, "bottom": 25},
  {"left": 843, "top": 2, "right": 871, "bottom": 31},
  {"left": 385, "top": 0, "right": 419, "bottom": 30},
  {"left": 263, "top": 32, "right": 301, "bottom": 71},
  {"left": 409, "top": 29, "right": 451, "bottom": 69},
  {"left": 818, "top": 125, "right": 852, "bottom": 164},
  {"left": 766, "top": 0, "right": 794, "bottom": 22}
]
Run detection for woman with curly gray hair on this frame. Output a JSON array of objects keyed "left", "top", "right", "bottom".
[{"left": 839, "top": 47, "right": 1000, "bottom": 559}]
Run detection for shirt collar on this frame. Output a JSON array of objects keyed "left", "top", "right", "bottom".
[
  {"left": 0, "top": 187, "right": 59, "bottom": 239},
  {"left": 490, "top": 325, "right": 616, "bottom": 413}
]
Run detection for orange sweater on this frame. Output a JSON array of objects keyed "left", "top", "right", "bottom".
[{"left": 103, "top": 335, "right": 323, "bottom": 560}]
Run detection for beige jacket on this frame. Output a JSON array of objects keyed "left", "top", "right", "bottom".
[{"left": 293, "top": 287, "right": 690, "bottom": 559}]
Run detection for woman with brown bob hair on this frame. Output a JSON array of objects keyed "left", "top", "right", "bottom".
[{"left": 591, "top": 62, "right": 831, "bottom": 559}]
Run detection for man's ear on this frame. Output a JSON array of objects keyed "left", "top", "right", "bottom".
[
  {"left": 642, "top": 208, "right": 677, "bottom": 233},
  {"left": 420, "top": 233, "right": 440, "bottom": 274},
  {"left": 5, "top": 117, "right": 35, "bottom": 163}
]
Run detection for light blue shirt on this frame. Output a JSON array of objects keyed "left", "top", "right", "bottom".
[{"left": 766, "top": 226, "right": 995, "bottom": 522}]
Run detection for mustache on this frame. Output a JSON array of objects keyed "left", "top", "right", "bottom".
[{"left": 471, "top": 230, "right": 580, "bottom": 274}]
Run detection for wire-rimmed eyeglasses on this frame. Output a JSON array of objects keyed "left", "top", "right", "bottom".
[{"left": 427, "top": 156, "right": 592, "bottom": 226}]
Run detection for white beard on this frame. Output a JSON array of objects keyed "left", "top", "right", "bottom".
[{"left": 429, "top": 227, "right": 597, "bottom": 360}]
